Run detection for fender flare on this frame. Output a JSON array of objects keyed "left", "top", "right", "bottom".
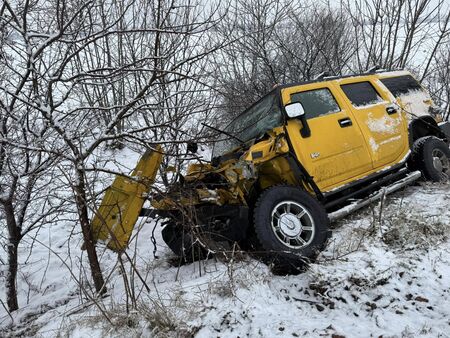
[{"left": 409, "top": 116, "right": 447, "bottom": 146}]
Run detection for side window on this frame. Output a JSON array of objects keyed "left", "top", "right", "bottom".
[
  {"left": 341, "top": 81, "right": 383, "bottom": 107},
  {"left": 380, "top": 75, "right": 423, "bottom": 97},
  {"left": 290, "top": 88, "right": 340, "bottom": 120}
]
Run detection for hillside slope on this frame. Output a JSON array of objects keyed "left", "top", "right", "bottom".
[{"left": 1, "top": 182, "right": 449, "bottom": 338}]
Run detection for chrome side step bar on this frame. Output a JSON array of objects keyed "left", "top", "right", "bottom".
[{"left": 328, "top": 170, "right": 422, "bottom": 221}]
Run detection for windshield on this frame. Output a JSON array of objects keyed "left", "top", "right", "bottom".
[{"left": 212, "top": 93, "right": 283, "bottom": 158}]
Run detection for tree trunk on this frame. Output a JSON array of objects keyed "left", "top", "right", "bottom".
[
  {"left": 74, "top": 168, "right": 106, "bottom": 295},
  {"left": 3, "top": 202, "right": 20, "bottom": 312},
  {"left": 6, "top": 240, "right": 19, "bottom": 312}
]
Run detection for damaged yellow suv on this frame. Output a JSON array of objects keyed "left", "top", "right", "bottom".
[
  {"left": 151, "top": 70, "right": 450, "bottom": 269},
  {"left": 93, "top": 70, "right": 450, "bottom": 271}
]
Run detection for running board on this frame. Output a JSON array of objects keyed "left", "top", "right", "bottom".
[{"left": 328, "top": 170, "right": 422, "bottom": 221}]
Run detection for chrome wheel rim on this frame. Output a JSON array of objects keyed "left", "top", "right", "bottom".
[
  {"left": 271, "top": 201, "right": 315, "bottom": 249},
  {"left": 432, "top": 149, "right": 450, "bottom": 180}
]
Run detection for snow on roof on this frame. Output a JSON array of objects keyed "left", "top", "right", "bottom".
[{"left": 376, "top": 70, "right": 412, "bottom": 78}]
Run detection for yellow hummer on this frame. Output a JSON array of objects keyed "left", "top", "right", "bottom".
[{"left": 91, "top": 70, "right": 450, "bottom": 270}]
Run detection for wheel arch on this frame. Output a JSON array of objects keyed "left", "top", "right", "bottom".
[
  {"left": 251, "top": 184, "right": 331, "bottom": 269},
  {"left": 409, "top": 116, "right": 448, "bottom": 145}
]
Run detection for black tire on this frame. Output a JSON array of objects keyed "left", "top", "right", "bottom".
[
  {"left": 161, "top": 221, "right": 206, "bottom": 262},
  {"left": 409, "top": 136, "right": 450, "bottom": 182},
  {"left": 252, "top": 185, "right": 330, "bottom": 272}
]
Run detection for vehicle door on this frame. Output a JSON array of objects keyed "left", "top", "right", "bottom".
[
  {"left": 335, "top": 77, "right": 409, "bottom": 170},
  {"left": 282, "top": 83, "right": 373, "bottom": 192}
]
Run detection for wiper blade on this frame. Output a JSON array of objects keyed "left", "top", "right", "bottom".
[{"left": 201, "top": 122, "right": 245, "bottom": 145}]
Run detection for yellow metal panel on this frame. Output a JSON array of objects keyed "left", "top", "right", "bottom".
[
  {"left": 281, "top": 82, "right": 373, "bottom": 191},
  {"left": 90, "top": 146, "right": 163, "bottom": 252},
  {"left": 335, "top": 76, "right": 410, "bottom": 170},
  {"left": 280, "top": 76, "right": 411, "bottom": 192}
]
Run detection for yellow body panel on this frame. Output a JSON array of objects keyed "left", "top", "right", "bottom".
[
  {"left": 334, "top": 77, "right": 409, "bottom": 170},
  {"left": 281, "top": 75, "right": 410, "bottom": 192},
  {"left": 91, "top": 146, "right": 163, "bottom": 252},
  {"left": 282, "top": 82, "right": 373, "bottom": 191}
]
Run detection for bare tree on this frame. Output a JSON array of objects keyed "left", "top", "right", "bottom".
[
  {"left": 211, "top": 0, "right": 294, "bottom": 116},
  {"left": 212, "top": 0, "right": 354, "bottom": 118},
  {"left": 211, "top": 0, "right": 450, "bottom": 121},
  {"left": 425, "top": 41, "right": 450, "bottom": 121},
  {"left": 1, "top": 0, "right": 227, "bottom": 309},
  {"left": 345, "top": 0, "right": 449, "bottom": 72},
  {"left": 277, "top": 4, "right": 355, "bottom": 79},
  {"left": 0, "top": 0, "right": 72, "bottom": 312}
]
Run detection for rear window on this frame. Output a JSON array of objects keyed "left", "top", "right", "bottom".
[
  {"left": 380, "top": 75, "right": 422, "bottom": 96},
  {"left": 341, "top": 81, "right": 383, "bottom": 107},
  {"left": 290, "top": 88, "right": 340, "bottom": 120}
]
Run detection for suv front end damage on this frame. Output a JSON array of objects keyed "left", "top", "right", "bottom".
[{"left": 90, "top": 69, "right": 449, "bottom": 271}]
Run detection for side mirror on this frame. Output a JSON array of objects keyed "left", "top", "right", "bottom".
[
  {"left": 285, "top": 102, "right": 311, "bottom": 138},
  {"left": 285, "top": 102, "right": 305, "bottom": 118}
]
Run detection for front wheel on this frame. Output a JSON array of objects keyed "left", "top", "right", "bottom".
[
  {"left": 252, "top": 185, "right": 330, "bottom": 272},
  {"left": 161, "top": 221, "right": 206, "bottom": 263}
]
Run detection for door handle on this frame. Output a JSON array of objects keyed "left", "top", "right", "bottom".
[
  {"left": 386, "top": 106, "right": 398, "bottom": 115},
  {"left": 338, "top": 118, "right": 353, "bottom": 128}
]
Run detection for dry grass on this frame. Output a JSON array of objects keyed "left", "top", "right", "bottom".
[{"left": 381, "top": 211, "right": 449, "bottom": 249}]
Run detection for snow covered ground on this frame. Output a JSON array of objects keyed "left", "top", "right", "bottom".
[{"left": 1, "top": 169, "right": 449, "bottom": 337}]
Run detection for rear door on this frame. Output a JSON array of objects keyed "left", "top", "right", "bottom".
[
  {"left": 282, "top": 83, "right": 373, "bottom": 191},
  {"left": 335, "top": 77, "right": 409, "bottom": 170}
]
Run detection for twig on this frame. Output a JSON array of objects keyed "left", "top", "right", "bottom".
[
  {"left": 378, "top": 188, "right": 387, "bottom": 235},
  {"left": 0, "top": 298, "right": 14, "bottom": 323},
  {"left": 26, "top": 235, "right": 114, "bottom": 325}
]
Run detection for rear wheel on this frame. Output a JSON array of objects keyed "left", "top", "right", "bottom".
[
  {"left": 252, "top": 186, "right": 330, "bottom": 272},
  {"left": 409, "top": 136, "right": 450, "bottom": 182}
]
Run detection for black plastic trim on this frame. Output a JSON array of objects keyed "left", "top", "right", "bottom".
[
  {"left": 338, "top": 118, "right": 353, "bottom": 127},
  {"left": 439, "top": 121, "right": 450, "bottom": 141},
  {"left": 324, "top": 167, "right": 409, "bottom": 210},
  {"left": 409, "top": 116, "right": 447, "bottom": 146},
  {"left": 282, "top": 126, "right": 324, "bottom": 201},
  {"left": 322, "top": 162, "right": 407, "bottom": 210}
]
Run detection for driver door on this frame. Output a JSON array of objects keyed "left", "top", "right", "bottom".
[{"left": 282, "top": 83, "right": 373, "bottom": 192}]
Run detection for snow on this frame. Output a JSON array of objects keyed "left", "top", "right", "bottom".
[
  {"left": 379, "top": 135, "right": 402, "bottom": 146},
  {"left": 377, "top": 70, "right": 412, "bottom": 78},
  {"left": 397, "top": 90, "right": 431, "bottom": 119},
  {"left": 367, "top": 113, "right": 402, "bottom": 134},
  {"left": 353, "top": 99, "right": 386, "bottom": 109},
  {"left": 1, "top": 175, "right": 450, "bottom": 337},
  {"left": 369, "top": 137, "right": 379, "bottom": 152}
]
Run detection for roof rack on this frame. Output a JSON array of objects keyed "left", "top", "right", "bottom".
[
  {"left": 365, "top": 65, "right": 381, "bottom": 73},
  {"left": 314, "top": 72, "right": 331, "bottom": 80}
]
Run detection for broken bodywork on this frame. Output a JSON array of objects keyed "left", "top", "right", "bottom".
[{"left": 90, "top": 146, "right": 162, "bottom": 251}]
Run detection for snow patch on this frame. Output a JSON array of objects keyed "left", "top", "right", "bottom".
[
  {"left": 379, "top": 135, "right": 402, "bottom": 146},
  {"left": 369, "top": 137, "right": 379, "bottom": 152},
  {"left": 354, "top": 99, "right": 387, "bottom": 109},
  {"left": 367, "top": 113, "right": 401, "bottom": 134},
  {"left": 398, "top": 89, "right": 431, "bottom": 119},
  {"left": 377, "top": 70, "right": 411, "bottom": 78},
  {"left": 2, "top": 163, "right": 450, "bottom": 338}
]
